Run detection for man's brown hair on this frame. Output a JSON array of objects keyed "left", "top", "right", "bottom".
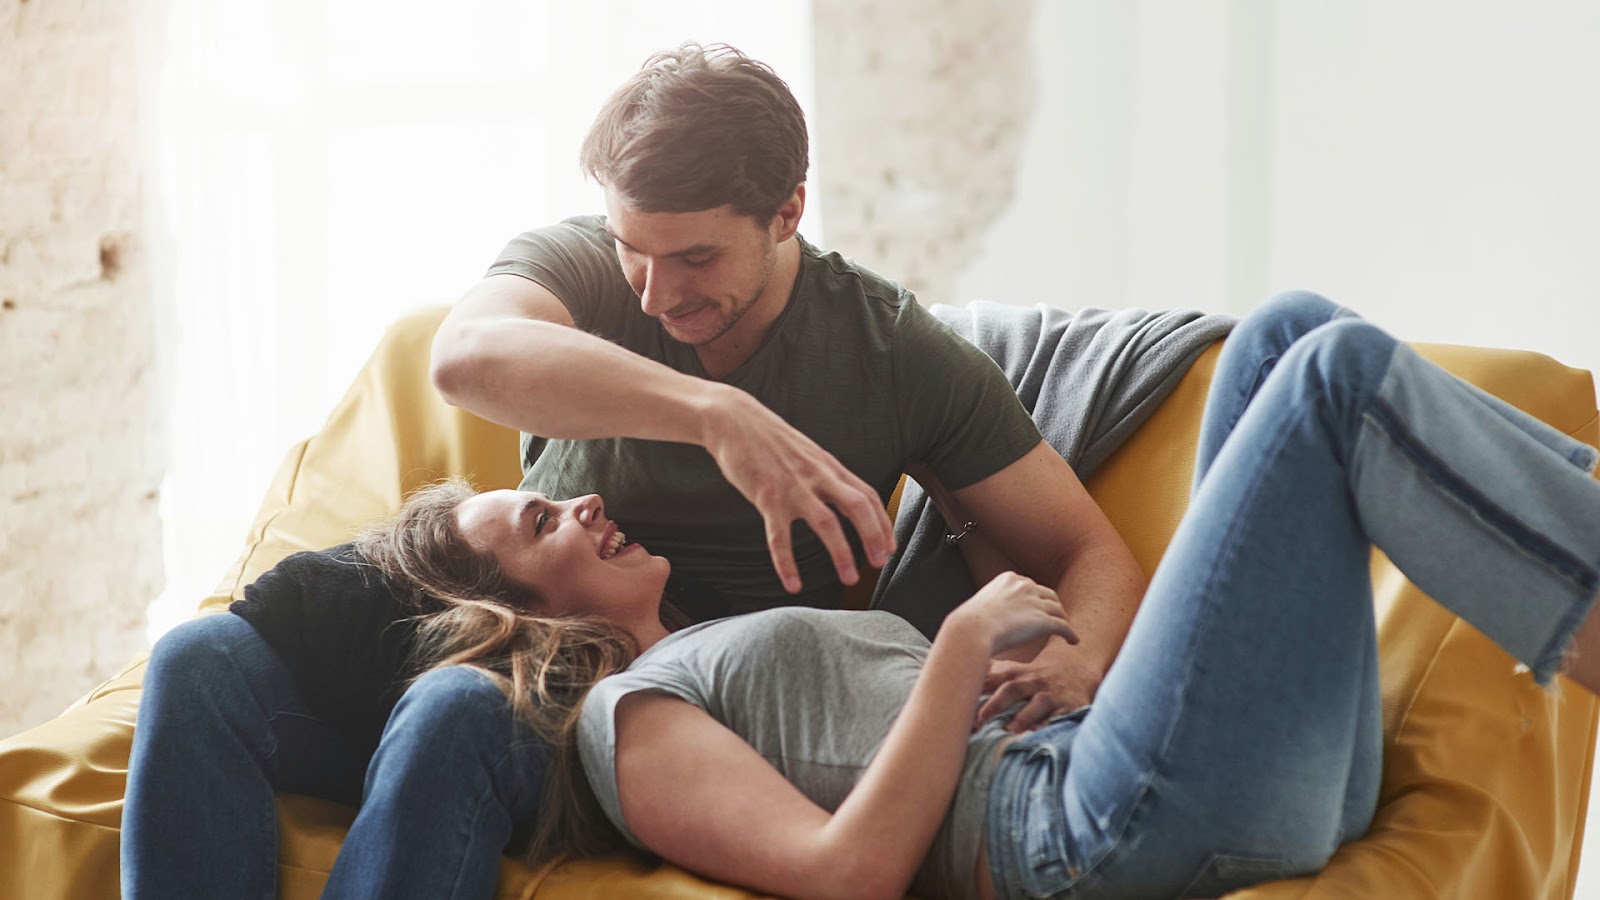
[{"left": 579, "top": 42, "right": 808, "bottom": 222}]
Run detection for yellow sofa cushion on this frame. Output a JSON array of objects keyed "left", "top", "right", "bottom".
[{"left": 1, "top": 307, "right": 1594, "bottom": 899}]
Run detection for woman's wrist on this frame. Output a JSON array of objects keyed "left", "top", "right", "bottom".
[{"left": 938, "top": 605, "right": 1000, "bottom": 660}]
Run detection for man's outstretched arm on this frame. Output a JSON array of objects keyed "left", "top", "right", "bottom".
[{"left": 431, "top": 274, "right": 895, "bottom": 591}]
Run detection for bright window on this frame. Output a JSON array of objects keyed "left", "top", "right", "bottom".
[{"left": 146, "top": 0, "right": 815, "bottom": 640}]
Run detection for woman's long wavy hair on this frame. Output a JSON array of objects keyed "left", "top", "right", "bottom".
[{"left": 354, "top": 477, "right": 676, "bottom": 866}]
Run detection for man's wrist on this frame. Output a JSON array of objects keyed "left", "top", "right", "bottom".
[
  {"left": 687, "top": 380, "right": 743, "bottom": 447},
  {"left": 1039, "top": 634, "right": 1109, "bottom": 687}
]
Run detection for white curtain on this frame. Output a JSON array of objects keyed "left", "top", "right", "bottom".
[{"left": 145, "top": 0, "right": 815, "bottom": 640}]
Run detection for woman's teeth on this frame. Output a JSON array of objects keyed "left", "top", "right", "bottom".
[{"left": 601, "top": 530, "right": 626, "bottom": 559}]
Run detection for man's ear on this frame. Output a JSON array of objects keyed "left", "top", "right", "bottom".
[{"left": 768, "top": 184, "right": 806, "bottom": 242}]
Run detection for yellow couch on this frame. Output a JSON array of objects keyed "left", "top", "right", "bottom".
[{"left": 2, "top": 306, "right": 1596, "bottom": 899}]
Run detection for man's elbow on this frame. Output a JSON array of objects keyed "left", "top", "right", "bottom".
[{"left": 428, "top": 321, "right": 483, "bottom": 407}]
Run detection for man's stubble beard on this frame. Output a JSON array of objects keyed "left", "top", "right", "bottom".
[{"left": 689, "top": 239, "right": 779, "bottom": 347}]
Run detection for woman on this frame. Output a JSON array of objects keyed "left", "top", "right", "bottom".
[{"left": 441, "top": 293, "right": 1600, "bottom": 899}]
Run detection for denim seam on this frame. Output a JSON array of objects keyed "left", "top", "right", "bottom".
[
  {"left": 430, "top": 681, "right": 533, "bottom": 900},
  {"left": 1364, "top": 398, "right": 1599, "bottom": 595},
  {"left": 1176, "top": 850, "right": 1296, "bottom": 899},
  {"left": 438, "top": 749, "right": 516, "bottom": 899},
  {"left": 1247, "top": 356, "right": 1279, "bottom": 401},
  {"left": 1381, "top": 428, "right": 1599, "bottom": 750},
  {"left": 251, "top": 743, "right": 279, "bottom": 899},
  {"left": 209, "top": 628, "right": 286, "bottom": 774}
]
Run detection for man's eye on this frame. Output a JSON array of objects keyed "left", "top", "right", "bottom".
[
  {"left": 682, "top": 256, "right": 712, "bottom": 268},
  {"left": 535, "top": 512, "right": 549, "bottom": 535}
]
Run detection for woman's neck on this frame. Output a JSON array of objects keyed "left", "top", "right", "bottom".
[{"left": 629, "top": 618, "right": 671, "bottom": 653}]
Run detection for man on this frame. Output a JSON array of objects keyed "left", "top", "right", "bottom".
[{"left": 431, "top": 43, "right": 1144, "bottom": 729}]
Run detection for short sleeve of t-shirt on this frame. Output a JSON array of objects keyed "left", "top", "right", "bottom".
[
  {"left": 485, "top": 216, "right": 633, "bottom": 334},
  {"left": 892, "top": 298, "right": 1041, "bottom": 490}
]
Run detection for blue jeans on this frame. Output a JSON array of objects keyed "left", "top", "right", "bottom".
[
  {"left": 121, "top": 613, "right": 550, "bottom": 899},
  {"left": 985, "top": 291, "right": 1600, "bottom": 899}
]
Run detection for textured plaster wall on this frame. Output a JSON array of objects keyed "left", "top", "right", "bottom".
[
  {"left": 0, "top": 0, "right": 161, "bottom": 738},
  {"left": 810, "top": 0, "right": 1036, "bottom": 304}
]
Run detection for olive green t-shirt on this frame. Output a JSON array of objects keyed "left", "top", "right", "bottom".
[{"left": 487, "top": 216, "right": 1039, "bottom": 617}]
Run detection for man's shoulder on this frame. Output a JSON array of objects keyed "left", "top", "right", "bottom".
[
  {"left": 489, "top": 214, "right": 618, "bottom": 275},
  {"left": 785, "top": 238, "right": 983, "bottom": 377},
  {"left": 796, "top": 235, "right": 916, "bottom": 318},
  {"left": 558, "top": 213, "right": 609, "bottom": 234},
  {"left": 544, "top": 214, "right": 613, "bottom": 251}
]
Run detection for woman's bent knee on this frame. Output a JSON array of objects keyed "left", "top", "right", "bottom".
[
  {"left": 146, "top": 613, "right": 261, "bottom": 684},
  {"left": 1279, "top": 318, "right": 1398, "bottom": 389},
  {"left": 386, "top": 666, "right": 515, "bottom": 741},
  {"left": 1258, "top": 289, "right": 1341, "bottom": 320},
  {"left": 1237, "top": 290, "right": 1347, "bottom": 345},
  {"left": 398, "top": 665, "right": 504, "bottom": 712}
]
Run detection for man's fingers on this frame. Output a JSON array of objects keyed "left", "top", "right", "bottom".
[
  {"left": 765, "top": 520, "right": 801, "bottom": 594},
  {"left": 830, "top": 486, "right": 896, "bottom": 568},
  {"left": 1006, "top": 693, "right": 1058, "bottom": 734},
  {"left": 983, "top": 660, "right": 1023, "bottom": 691},
  {"left": 975, "top": 677, "right": 1032, "bottom": 726},
  {"left": 803, "top": 504, "right": 859, "bottom": 586},
  {"left": 972, "top": 659, "right": 1011, "bottom": 695}
]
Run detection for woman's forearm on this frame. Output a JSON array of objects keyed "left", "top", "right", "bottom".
[{"left": 816, "top": 619, "right": 992, "bottom": 899}]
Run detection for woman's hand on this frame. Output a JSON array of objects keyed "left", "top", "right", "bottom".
[{"left": 945, "top": 572, "right": 1078, "bottom": 658}]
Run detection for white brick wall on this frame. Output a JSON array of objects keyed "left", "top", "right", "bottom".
[
  {"left": 810, "top": 0, "right": 1036, "bottom": 304},
  {"left": 0, "top": 0, "right": 162, "bottom": 738}
]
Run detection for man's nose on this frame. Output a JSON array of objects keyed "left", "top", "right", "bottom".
[{"left": 637, "top": 261, "right": 674, "bottom": 317}]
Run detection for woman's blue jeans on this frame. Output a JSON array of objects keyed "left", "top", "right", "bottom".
[
  {"left": 986, "top": 291, "right": 1600, "bottom": 899},
  {"left": 120, "top": 613, "right": 549, "bottom": 899}
]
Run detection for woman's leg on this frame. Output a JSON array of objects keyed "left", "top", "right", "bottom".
[
  {"left": 1194, "top": 290, "right": 1353, "bottom": 489},
  {"left": 122, "top": 613, "right": 367, "bottom": 899},
  {"left": 1197, "top": 291, "right": 1597, "bottom": 492},
  {"left": 987, "top": 317, "right": 1600, "bottom": 898},
  {"left": 322, "top": 666, "right": 550, "bottom": 900}
]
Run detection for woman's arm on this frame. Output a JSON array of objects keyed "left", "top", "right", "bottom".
[{"left": 613, "top": 576, "right": 1073, "bottom": 900}]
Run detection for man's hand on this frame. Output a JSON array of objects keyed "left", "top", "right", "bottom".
[
  {"left": 976, "top": 635, "right": 1100, "bottom": 733},
  {"left": 700, "top": 387, "right": 896, "bottom": 593}
]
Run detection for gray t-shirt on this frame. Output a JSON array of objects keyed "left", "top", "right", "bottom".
[
  {"left": 578, "top": 607, "right": 1009, "bottom": 900},
  {"left": 488, "top": 218, "right": 1041, "bottom": 617}
]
